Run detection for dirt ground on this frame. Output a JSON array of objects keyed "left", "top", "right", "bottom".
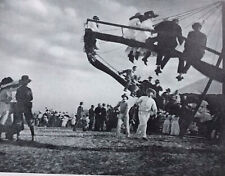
[{"left": 0, "top": 126, "right": 225, "bottom": 176}]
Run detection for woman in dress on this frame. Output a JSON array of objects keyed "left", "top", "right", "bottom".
[
  {"left": 124, "top": 12, "right": 142, "bottom": 63},
  {"left": 162, "top": 113, "right": 171, "bottom": 134},
  {"left": 170, "top": 115, "right": 180, "bottom": 136},
  {"left": 0, "top": 77, "right": 19, "bottom": 140}
]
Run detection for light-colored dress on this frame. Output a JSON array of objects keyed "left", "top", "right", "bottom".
[
  {"left": 0, "top": 88, "right": 13, "bottom": 131},
  {"left": 135, "top": 19, "right": 154, "bottom": 56},
  {"left": 162, "top": 117, "right": 170, "bottom": 134},
  {"left": 124, "top": 18, "right": 141, "bottom": 55},
  {"left": 170, "top": 116, "right": 180, "bottom": 135}
]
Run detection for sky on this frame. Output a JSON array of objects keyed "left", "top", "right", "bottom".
[{"left": 0, "top": 0, "right": 222, "bottom": 113}]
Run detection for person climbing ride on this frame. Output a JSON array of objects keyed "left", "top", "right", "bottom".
[{"left": 118, "top": 66, "right": 137, "bottom": 93}]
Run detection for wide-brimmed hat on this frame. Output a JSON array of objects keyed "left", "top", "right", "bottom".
[
  {"left": 93, "top": 16, "right": 99, "bottom": 21},
  {"left": 130, "top": 12, "right": 142, "bottom": 20},
  {"left": 144, "top": 10, "right": 159, "bottom": 18},
  {"left": 19, "top": 75, "right": 31, "bottom": 85},
  {"left": 146, "top": 88, "right": 156, "bottom": 97},
  {"left": 121, "top": 93, "right": 128, "bottom": 100},
  {"left": 192, "top": 22, "right": 202, "bottom": 30},
  {"left": 0, "top": 77, "right": 19, "bottom": 89}
]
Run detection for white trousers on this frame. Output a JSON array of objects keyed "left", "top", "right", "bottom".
[
  {"left": 116, "top": 113, "right": 130, "bottom": 137},
  {"left": 136, "top": 111, "right": 150, "bottom": 138}
]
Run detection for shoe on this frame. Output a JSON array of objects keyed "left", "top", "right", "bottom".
[
  {"left": 128, "top": 53, "right": 134, "bottom": 63},
  {"left": 176, "top": 75, "right": 184, "bottom": 81},
  {"left": 31, "top": 136, "right": 34, "bottom": 141},
  {"left": 135, "top": 52, "right": 140, "bottom": 60},
  {"left": 155, "top": 67, "right": 162, "bottom": 76},
  {"left": 142, "top": 58, "right": 148, "bottom": 66},
  {"left": 142, "top": 137, "right": 148, "bottom": 141}
]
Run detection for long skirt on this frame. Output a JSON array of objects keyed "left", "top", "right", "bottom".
[{"left": 170, "top": 121, "right": 180, "bottom": 135}]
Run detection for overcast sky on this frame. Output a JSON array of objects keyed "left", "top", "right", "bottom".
[{"left": 0, "top": 0, "right": 222, "bottom": 113}]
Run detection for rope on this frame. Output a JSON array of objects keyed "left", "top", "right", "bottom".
[
  {"left": 179, "top": 3, "right": 220, "bottom": 22},
  {"left": 96, "top": 53, "right": 119, "bottom": 73},
  {"left": 205, "top": 6, "right": 221, "bottom": 37},
  {"left": 153, "top": 1, "right": 220, "bottom": 22},
  {"left": 98, "top": 47, "right": 122, "bottom": 54},
  {"left": 183, "top": 3, "right": 221, "bottom": 29}
]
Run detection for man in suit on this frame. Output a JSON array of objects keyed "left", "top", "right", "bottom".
[
  {"left": 154, "top": 19, "right": 184, "bottom": 75},
  {"left": 177, "top": 22, "right": 207, "bottom": 81}
]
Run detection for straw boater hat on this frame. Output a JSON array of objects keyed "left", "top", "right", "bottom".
[
  {"left": 121, "top": 93, "right": 128, "bottom": 100},
  {"left": 0, "top": 77, "right": 19, "bottom": 89},
  {"left": 19, "top": 75, "right": 31, "bottom": 85},
  {"left": 144, "top": 10, "right": 159, "bottom": 18}
]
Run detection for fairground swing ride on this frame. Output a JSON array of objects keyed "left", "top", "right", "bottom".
[{"left": 83, "top": 1, "right": 225, "bottom": 133}]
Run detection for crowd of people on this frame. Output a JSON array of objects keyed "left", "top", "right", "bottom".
[{"left": 34, "top": 108, "right": 71, "bottom": 128}]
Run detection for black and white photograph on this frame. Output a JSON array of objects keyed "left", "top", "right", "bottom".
[{"left": 0, "top": 0, "right": 225, "bottom": 175}]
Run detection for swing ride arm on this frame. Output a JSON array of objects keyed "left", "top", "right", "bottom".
[
  {"left": 84, "top": 29, "right": 139, "bottom": 93},
  {"left": 92, "top": 30, "right": 225, "bottom": 83}
]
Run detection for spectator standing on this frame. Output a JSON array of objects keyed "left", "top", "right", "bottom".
[
  {"left": 115, "top": 94, "right": 130, "bottom": 138},
  {"left": 88, "top": 105, "right": 95, "bottom": 130},
  {"left": 73, "top": 102, "right": 84, "bottom": 131},
  {"left": 135, "top": 88, "right": 157, "bottom": 140},
  {"left": 100, "top": 103, "right": 107, "bottom": 131},
  {"left": 94, "top": 103, "right": 102, "bottom": 131}
]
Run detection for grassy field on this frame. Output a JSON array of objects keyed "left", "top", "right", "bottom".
[{"left": 0, "top": 126, "right": 225, "bottom": 176}]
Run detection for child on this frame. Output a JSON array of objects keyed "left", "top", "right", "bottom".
[
  {"left": 170, "top": 115, "right": 180, "bottom": 136},
  {"left": 162, "top": 113, "right": 171, "bottom": 134}
]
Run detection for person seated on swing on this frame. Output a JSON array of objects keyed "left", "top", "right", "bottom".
[
  {"left": 176, "top": 22, "right": 207, "bottom": 81},
  {"left": 135, "top": 10, "right": 158, "bottom": 65},
  {"left": 154, "top": 18, "right": 184, "bottom": 75},
  {"left": 125, "top": 11, "right": 158, "bottom": 64},
  {"left": 118, "top": 66, "right": 137, "bottom": 93},
  {"left": 84, "top": 16, "right": 100, "bottom": 53},
  {"left": 125, "top": 12, "right": 142, "bottom": 63}
]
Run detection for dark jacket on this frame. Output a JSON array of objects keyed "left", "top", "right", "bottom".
[
  {"left": 16, "top": 86, "right": 33, "bottom": 103},
  {"left": 184, "top": 30, "right": 207, "bottom": 58},
  {"left": 155, "top": 20, "right": 183, "bottom": 49}
]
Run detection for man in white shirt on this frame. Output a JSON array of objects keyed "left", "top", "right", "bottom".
[{"left": 135, "top": 88, "right": 157, "bottom": 140}]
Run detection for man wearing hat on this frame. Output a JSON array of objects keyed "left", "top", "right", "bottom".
[
  {"left": 135, "top": 10, "right": 158, "bottom": 64},
  {"left": 15, "top": 75, "right": 35, "bottom": 141},
  {"left": 135, "top": 88, "right": 157, "bottom": 140},
  {"left": 115, "top": 93, "right": 130, "bottom": 138},
  {"left": 177, "top": 22, "right": 207, "bottom": 81},
  {"left": 154, "top": 18, "right": 184, "bottom": 75}
]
